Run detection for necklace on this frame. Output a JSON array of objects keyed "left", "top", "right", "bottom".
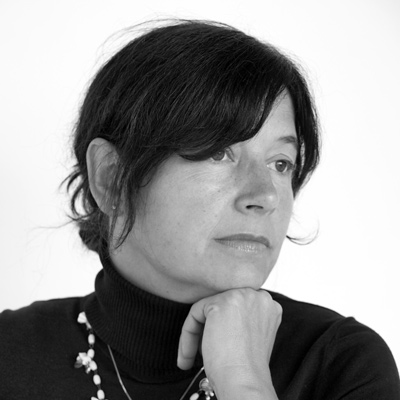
[{"left": 75, "top": 312, "right": 215, "bottom": 400}]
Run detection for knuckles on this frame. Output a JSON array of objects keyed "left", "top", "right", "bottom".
[{"left": 205, "top": 288, "right": 282, "bottom": 322}]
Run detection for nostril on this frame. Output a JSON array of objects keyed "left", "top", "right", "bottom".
[{"left": 245, "top": 204, "right": 269, "bottom": 215}]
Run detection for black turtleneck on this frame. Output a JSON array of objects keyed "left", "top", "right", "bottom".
[
  {"left": 84, "top": 247, "right": 203, "bottom": 383},
  {"left": 0, "top": 249, "right": 399, "bottom": 399}
]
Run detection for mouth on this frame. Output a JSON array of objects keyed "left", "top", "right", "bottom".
[{"left": 214, "top": 234, "right": 270, "bottom": 254}]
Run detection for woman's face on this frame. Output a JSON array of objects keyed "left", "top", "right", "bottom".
[{"left": 111, "top": 94, "right": 297, "bottom": 303}]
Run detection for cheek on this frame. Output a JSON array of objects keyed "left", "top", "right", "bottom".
[
  {"left": 139, "top": 177, "right": 227, "bottom": 247},
  {"left": 276, "top": 185, "right": 294, "bottom": 233},
  {"left": 282, "top": 186, "right": 294, "bottom": 215}
]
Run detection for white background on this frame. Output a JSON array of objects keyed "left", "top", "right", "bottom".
[{"left": 0, "top": 0, "right": 399, "bottom": 369}]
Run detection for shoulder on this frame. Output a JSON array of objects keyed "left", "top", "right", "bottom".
[
  {"left": 0, "top": 296, "right": 93, "bottom": 397},
  {"left": 0, "top": 297, "right": 88, "bottom": 364},
  {"left": 269, "top": 290, "right": 395, "bottom": 362},
  {"left": 269, "top": 291, "right": 400, "bottom": 399},
  {"left": 270, "top": 290, "right": 344, "bottom": 323},
  {"left": 270, "top": 291, "right": 348, "bottom": 349},
  {"left": 269, "top": 291, "right": 391, "bottom": 349},
  {"left": 0, "top": 296, "right": 83, "bottom": 318},
  {"left": 0, "top": 297, "right": 84, "bottom": 339}
]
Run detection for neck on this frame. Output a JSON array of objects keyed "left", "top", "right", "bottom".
[{"left": 84, "top": 245, "right": 202, "bottom": 382}]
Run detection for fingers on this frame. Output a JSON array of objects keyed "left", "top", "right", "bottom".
[
  {"left": 177, "top": 289, "right": 282, "bottom": 372},
  {"left": 177, "top": 300, "right": 207, "bottom": 370}
]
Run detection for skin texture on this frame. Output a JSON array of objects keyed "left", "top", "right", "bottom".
[
  {"left": 109, "top": 94, "right": 297, "bottom": 303},
  {"left": 87, "top": 93, "right": 297, "bottom": 399}
]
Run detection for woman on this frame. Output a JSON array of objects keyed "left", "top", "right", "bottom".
[{"left": 0, "top": 20, "right": 398, "bottom": 399}]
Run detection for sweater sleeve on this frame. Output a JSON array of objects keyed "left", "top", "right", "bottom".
[{"left": 315, "top": 317, "right": 400, "bottom": 399}]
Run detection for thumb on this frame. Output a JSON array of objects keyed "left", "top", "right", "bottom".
[{"left": 177, "top": 299, "right": 208, "bottom": 370}]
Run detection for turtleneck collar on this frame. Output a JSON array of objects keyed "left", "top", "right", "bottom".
[{"left": 84, "top": 244, "right": 202, "bottom": 383}]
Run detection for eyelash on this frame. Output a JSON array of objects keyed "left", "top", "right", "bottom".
[
  {"left": 210, "top": 148, "right": 234, "bottom": 162},
  {"left": 210, "top": 148, "right": 296, "bottom": 175},
  {"left": 267, "top": 160, "right": 296, "bottom": 175}
]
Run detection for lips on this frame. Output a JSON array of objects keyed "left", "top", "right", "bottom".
[{"left": 214, "top": 234, "right": 270, "bottom": 253}]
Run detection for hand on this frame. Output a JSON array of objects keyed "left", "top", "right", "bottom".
[{"left": 177, "top": 288, "right": 282, "bottom": 400}]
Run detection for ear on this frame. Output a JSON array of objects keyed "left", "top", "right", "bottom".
[{"left": 86, "top": 138, "right": 119, "bottom": 216}]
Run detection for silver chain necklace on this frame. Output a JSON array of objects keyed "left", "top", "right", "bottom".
[{"left": 75, "top": 312, "right": 215, "bottom": 400}]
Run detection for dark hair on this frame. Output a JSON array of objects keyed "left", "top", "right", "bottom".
[{"left": 63, "top": 19, "right": 320, "bottom": 253}]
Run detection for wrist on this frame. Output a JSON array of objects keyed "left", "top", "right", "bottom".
[
  {"left": 209, "top": 366, "right": 278, "bottom": 400},
  {"left": 215, "top": 383, "right": 278, "bottom": 400}
]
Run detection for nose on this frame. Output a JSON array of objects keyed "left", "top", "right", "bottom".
[{"left": 234, "top": 164, "right": 279, "bottom": 215}]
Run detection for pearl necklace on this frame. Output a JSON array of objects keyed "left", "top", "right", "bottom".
[{"left": 75, "top": 312, "right": 215, "bottom": 400}]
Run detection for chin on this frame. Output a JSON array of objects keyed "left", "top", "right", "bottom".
[{"left": 209, "top": 271, "right": 269, "bottom": 294}]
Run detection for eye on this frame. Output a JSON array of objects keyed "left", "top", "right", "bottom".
[
  {"left": 210, "top": 148, "right": 233, "bottom": 162},
  {"left": 268, "top": 159, "right": 295, "bottom": 174}
]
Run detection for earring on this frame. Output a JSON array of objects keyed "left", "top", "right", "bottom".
[{"left": 111, "top": 204, "right": 117, "bottom": 210}]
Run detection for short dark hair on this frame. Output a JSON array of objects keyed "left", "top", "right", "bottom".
[{"left": 63, "top": 20, "right": 320, "bottom": 253}]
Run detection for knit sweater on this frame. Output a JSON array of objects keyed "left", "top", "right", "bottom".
[{"left": 0, "top": 250, "right": 399, "bottom": 399}]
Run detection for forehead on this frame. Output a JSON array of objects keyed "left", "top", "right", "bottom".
[
  {"left": 252, "top": 94, "right": 297, "bottom": 147},
  {"left": 269, "top": 91, "right": 295, "bottom": 124}
]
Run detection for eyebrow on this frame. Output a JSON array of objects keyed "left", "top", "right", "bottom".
[{"left": 278, "top": 135, "right": 299, "bottom": 151}]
